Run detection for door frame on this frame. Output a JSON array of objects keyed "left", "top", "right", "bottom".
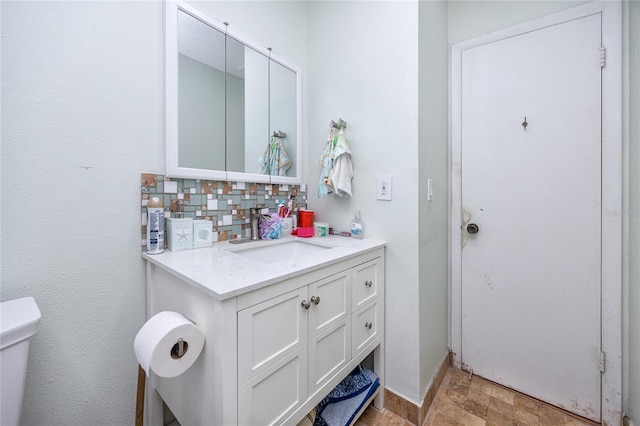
[{"left": 449, "top": 2, "right": 622, "bottom": 424}]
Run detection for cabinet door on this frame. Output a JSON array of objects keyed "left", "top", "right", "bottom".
[
  {"left": 308, "top": 271, "right": 350, "bottom": 338},
  {"left": 352, "top": 259, "right": 380, "bottom": 311},
  {"left": 352, "top": 301, "right": 382, "bottom": 356},
  {"left": 308, "top": 320, "right": 351, "bottom": 395},
  {"left": 238, "top": 346, "right": 308, "bottom": 426},
  {"left": 238, "top": 287, "right": 308, "bottom": 385}
]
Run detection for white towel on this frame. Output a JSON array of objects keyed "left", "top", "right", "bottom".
[{"left": 329, "top": 152, "right": 353, "bottom": 197}]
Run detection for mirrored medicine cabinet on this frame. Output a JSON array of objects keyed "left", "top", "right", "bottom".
[{"left": 165, "top": 2, "right": 301, "bottom": 184}]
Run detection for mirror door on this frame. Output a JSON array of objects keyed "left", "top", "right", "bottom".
[{"left": 177, "top": 10, "right": 226, "bottom": 172}]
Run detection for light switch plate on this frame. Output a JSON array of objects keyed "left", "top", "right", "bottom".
[{"left": 377, "top": 175, "right": 392, "bottom": 201}]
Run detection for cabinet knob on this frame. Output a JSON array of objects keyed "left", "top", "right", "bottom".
[
  {"left": 365, "top": 322, "right": 373, "bottom": 330},
  {"left": 365, "top": 280, "right": 373, "bottom": 288},
  {"left": 311, "top": 296, "right": 320, "bottom": 305},
  {"left": 301, "top": 300, "right": 311, "bottom": 310}
]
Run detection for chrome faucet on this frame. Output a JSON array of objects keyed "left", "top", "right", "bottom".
[{"left": 250, "top": 208, "right": 260, "bottom": 240}]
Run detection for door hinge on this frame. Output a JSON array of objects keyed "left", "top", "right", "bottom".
[
  {"left": 600, "top": 46, "right": 606, "bottom": 68},
  {"left": 599, "top": 351, "right": 606, "bottom": 372}
]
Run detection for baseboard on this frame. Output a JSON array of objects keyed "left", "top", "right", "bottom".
[{"left": 384, "top": 351, "right": 452, "bottom": 425}]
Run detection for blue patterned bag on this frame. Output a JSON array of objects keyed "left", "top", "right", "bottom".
[{"left": 314, "top": 366, "right": 373, "bottom": 426}]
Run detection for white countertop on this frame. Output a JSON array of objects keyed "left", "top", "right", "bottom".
[{"left": 142, "top": 235, "right": 386, "bottom": 300}]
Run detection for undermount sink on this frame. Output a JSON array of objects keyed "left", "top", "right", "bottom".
[{"left": 227, "top": 239, "right": 335, "bottom": 263}]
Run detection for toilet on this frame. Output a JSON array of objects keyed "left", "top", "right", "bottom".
[{"left": 1, "top": 297, "right": 41, "bottom": 426}]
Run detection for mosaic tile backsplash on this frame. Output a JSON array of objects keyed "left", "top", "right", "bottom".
[{"left": 141, "top": 173, "right": 307, "bottom": 248}]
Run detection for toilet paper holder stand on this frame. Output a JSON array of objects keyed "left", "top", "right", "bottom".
[{"left": 136, "top": 337, "right": 188, "bottom": 426}]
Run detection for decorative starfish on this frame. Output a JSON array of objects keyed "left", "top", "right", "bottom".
[{"left": 177, "top": 228, "right": 191, "bottom": 241}]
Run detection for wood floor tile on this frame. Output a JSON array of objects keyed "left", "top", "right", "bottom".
[
  {"left": 467, "top": 388, "right": 491, "bottom": 407},
  {"left": 460, "top": 410, "right": 487, "bottom": 425},
  {"left": 490, "top": 384, "right": 515, "bottom": 406},
  {"left": 513, "top": 394, "right": 540, "bottom": 416},
  {"left": 463, "top": 398, "right": 489, "bottom": 419},
  {"left": 513, "top": 405, "right": 539, "bottom": 425},
  {"left": 539, "top": 405, "right": 569, "bottom": 425},
  {"left": 357, "top": 368, "right": 599, "bottom": 426},
  {"left": 488, "top": 396, "right": 513, "bottom": 418},
  {"left": 469, "top": 376, "right": 493, "bottom": 396}
]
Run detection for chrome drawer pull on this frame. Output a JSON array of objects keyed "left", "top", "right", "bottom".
[
  {"left": 311, "top": 296, "right": 320, "bottom": 305},
  {"left": 365, "top": 322, "right": 373, "bottom": 330},
  {"left": 365, "top": 280, "right": 373, "bottom": 288},
  {"left": 301, "top": 300, "right": 311, "bottom": 310}
]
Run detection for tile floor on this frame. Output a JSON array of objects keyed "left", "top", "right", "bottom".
[{"left": 355, "top": 367, "right": 598, "bottom": 426}]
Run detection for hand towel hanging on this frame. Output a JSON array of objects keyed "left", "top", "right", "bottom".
[
  {"left": 318, "top": 128, "right": 353, "bottom": 198},
  {"left": 259, "top": 135, "right": 291, "bottom": 176}
]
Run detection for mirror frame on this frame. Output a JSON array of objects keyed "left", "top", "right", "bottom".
[{"left": 165, "top": 1, "right": 302, "bottom": 184}]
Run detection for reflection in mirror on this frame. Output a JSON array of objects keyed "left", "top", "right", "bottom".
[
  {"left": 177, "top": 10, "right": 225, "bottom": 170},
  {"left": 225, "top": 37, "right": 269, "bottom": 175},
  {"left": 269, "top": 61, "right": 298, "bottom": 177}
]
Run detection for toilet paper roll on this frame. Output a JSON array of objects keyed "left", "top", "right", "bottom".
[{"left": 134, "top": 311, "right": 205, "bottom": 378}]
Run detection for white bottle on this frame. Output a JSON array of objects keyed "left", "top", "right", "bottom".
[
  {"left": 147, "top": 196, "right": 165, "bottom": 254},
  {"left": 350, "top": 211, "right": 364, "bottom": 239}
]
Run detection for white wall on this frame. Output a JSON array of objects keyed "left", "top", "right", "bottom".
[
  {"left": 448, "top": 0, "right": 588, "bottom": 45},
  {"left": 417, "top": 0, "right": 450, "bottom": 402},
  {"left": 1, "top": 2, "right": 164, "bottom": 424},
  {"left": 306, "top": 1, "right": 422, "bottom": 403}
]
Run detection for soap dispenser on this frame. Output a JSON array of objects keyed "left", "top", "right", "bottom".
[{"left": 350, "top": 211, "right": 364, "bottom": 239}]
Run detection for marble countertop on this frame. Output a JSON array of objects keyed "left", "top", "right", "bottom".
[{"left": 142, "top": 235, "right": 386, "bottom": 300}]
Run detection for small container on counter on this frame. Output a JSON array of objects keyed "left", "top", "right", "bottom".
[
  {"left": 166, "top": 218, "right": 193, "bottom": 251},
  {"left": 350, "top": 211, "right": 364, "bottom": 239},
  {"left": 298, "top": 209, "right": 314, "bottom": 228},
  {"left": 193, "top": 220, "right": 213, "bottom": 248},
  {"left": 147, "top": 197, "right": 165, "bottom": 254},
  {"left": 314, "top": 222, "right": 329, "bottom": 237},
  {"left": 282, "top": 217, "right": 293, "bottom": 235}
]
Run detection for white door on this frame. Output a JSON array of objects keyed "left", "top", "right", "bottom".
[{"left": 460, "top": 14, "right": 602, "bottom": 421}]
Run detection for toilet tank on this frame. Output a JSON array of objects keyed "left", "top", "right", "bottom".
[{"left": 1, "top": 297, "right": 42, "bottom": 426}]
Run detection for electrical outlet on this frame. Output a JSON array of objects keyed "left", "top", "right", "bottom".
[{"left": 377, "top": 175, "right": 392, "bottom": 201}]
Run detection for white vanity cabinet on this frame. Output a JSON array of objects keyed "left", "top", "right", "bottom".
[
  {"left": 237, "top": 269, "right": 353, "bottom": 425},
  {"left": 143, "top": 239, "right": 384, "bottom": 426}
]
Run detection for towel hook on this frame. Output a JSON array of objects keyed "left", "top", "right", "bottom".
[{"left": 330, "top": 118, "right": 347, "bottom": 130}]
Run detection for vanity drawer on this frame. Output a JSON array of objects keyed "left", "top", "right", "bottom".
[
  {"left": 351, "top": 301, "right": 382, "bottom": 356},
  {"left": 351, "top": 259, "right": 380, "bottom": 311}
]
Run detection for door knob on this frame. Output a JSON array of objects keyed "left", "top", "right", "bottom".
[{"left": 467, "top": 223, "right": 479, "bottom": 234}]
